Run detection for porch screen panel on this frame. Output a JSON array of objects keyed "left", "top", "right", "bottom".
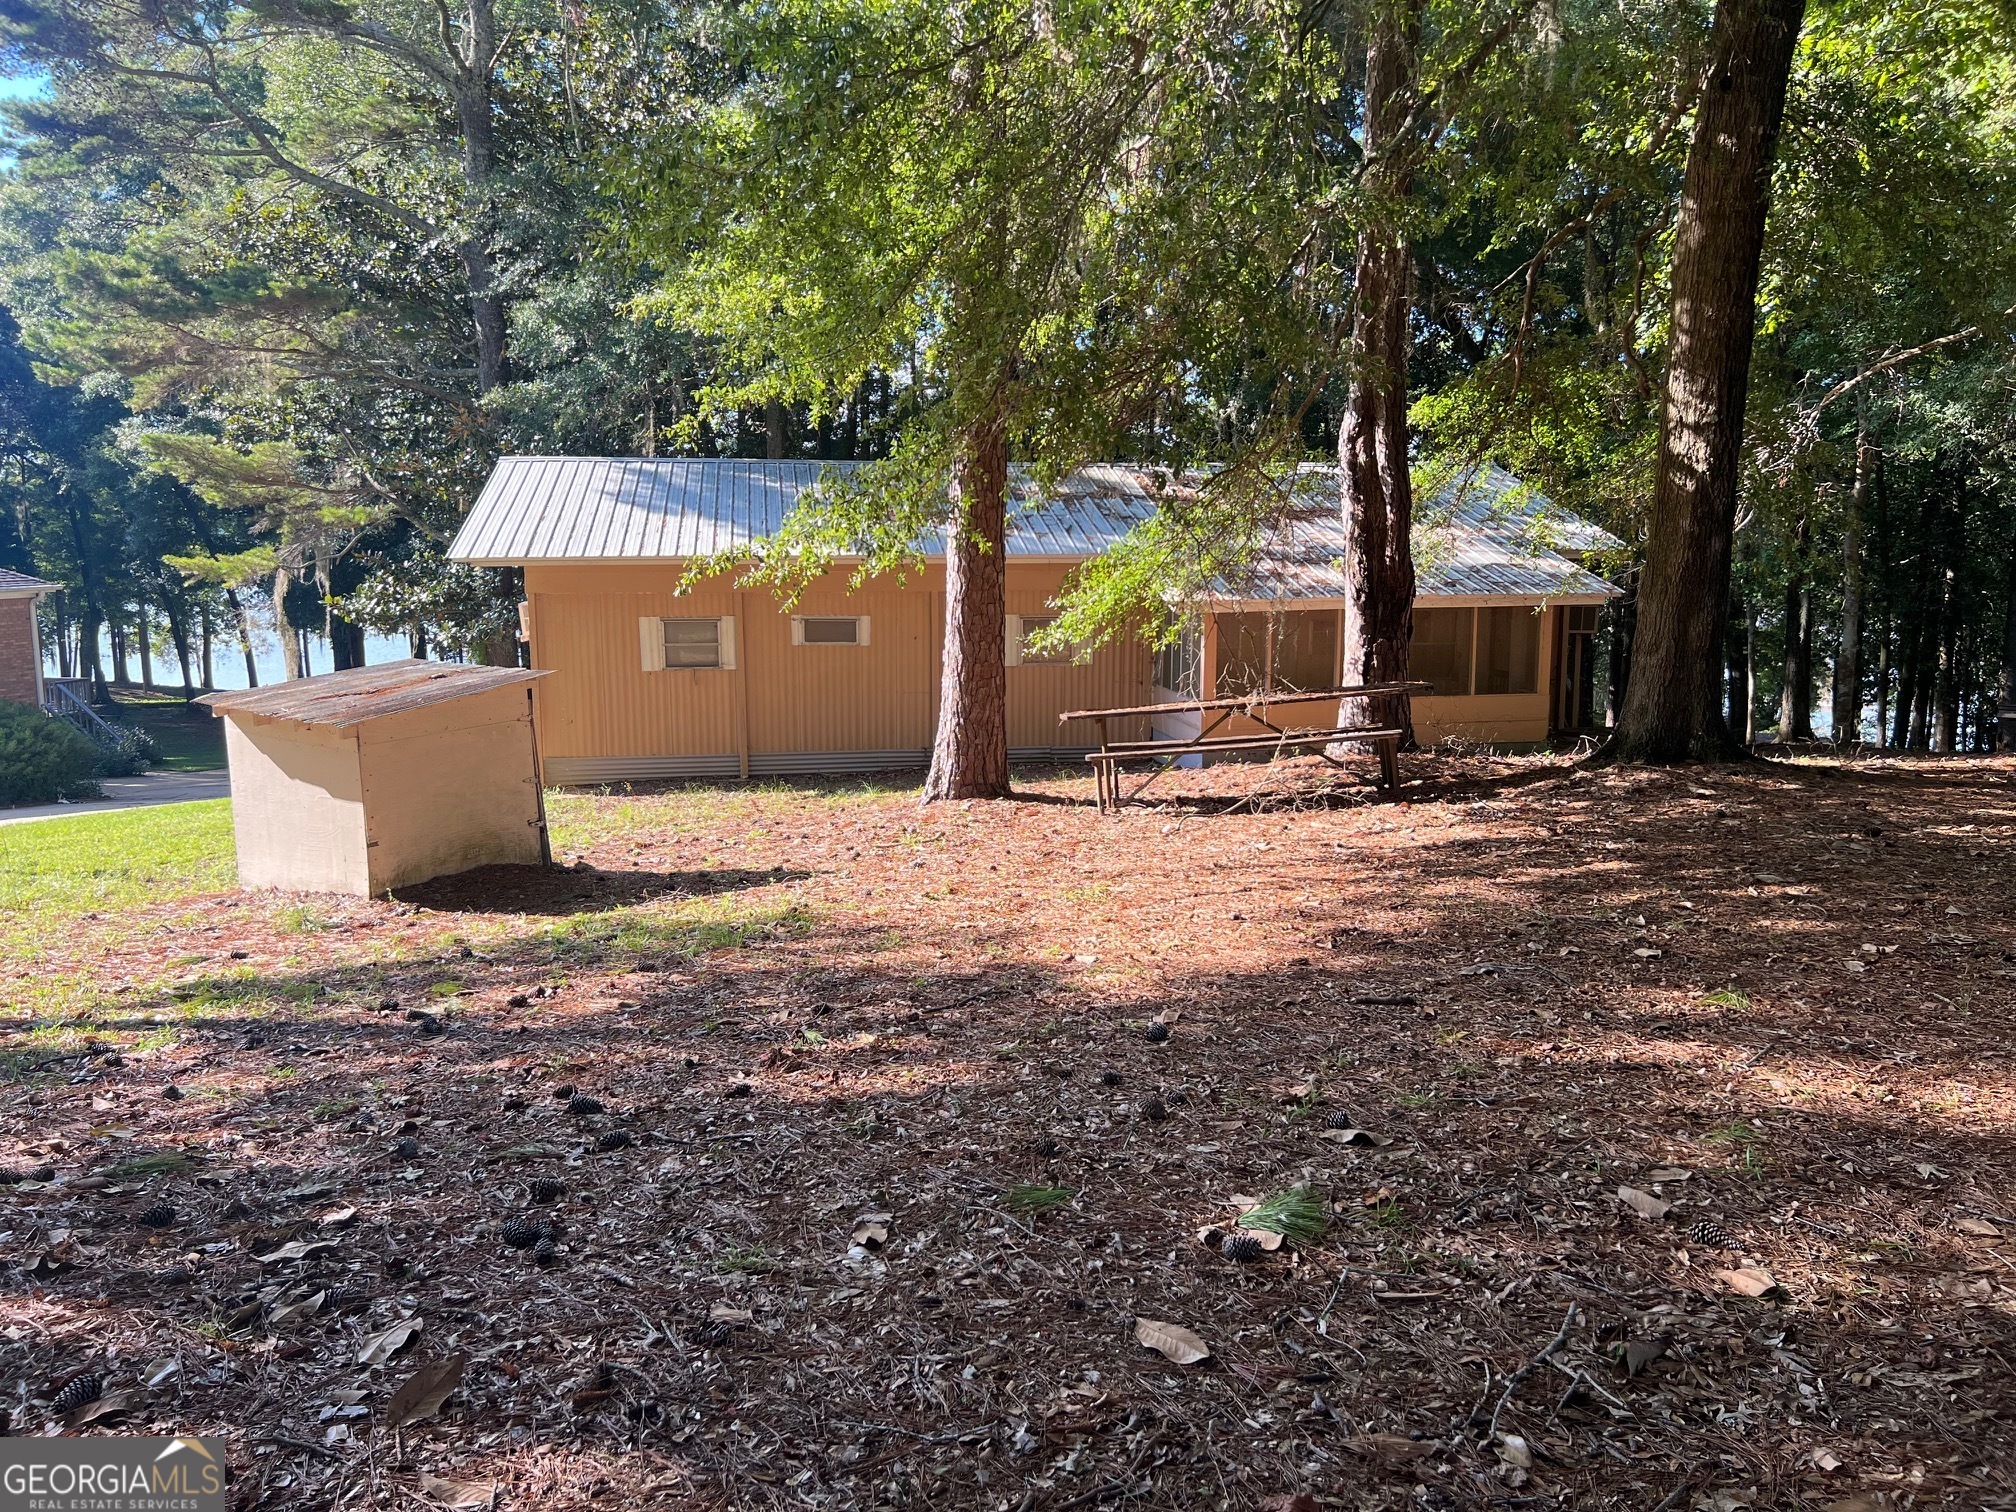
[
  {"left": 1213, "top": 613, "right": 1269, "bottom": 697},
  {"left": 1478, "top": 606, "right": 1540, "bottom": 694},
  {"left": 1410, "top": 608, "right": 1474, "bottom": 696},
  {"left": 1272, "top": 610, "right": 1338, "bottom": 692}
]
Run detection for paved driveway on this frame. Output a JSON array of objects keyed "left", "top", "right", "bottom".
[{"left": 0, "top": 769, "right": 231, "bottom": 826}]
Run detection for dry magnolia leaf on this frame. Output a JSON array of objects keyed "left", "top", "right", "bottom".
[
  {"left": 1649, "top": 1166, "right": 1692, "bottom": 1182},
  {"left": 1497, "top": 1434, "right": 1532, "bottom": 1468},
  {"left": 851, "top": 1215, "right": 890, "bottom": 1248},
  {"left": 417, "top": 1472, "right": 495, "bottom": 1509},
  {"left": 1954, "top": 1217, "right": 2002, "bottom": 1237},
  {"left": 1344, "top": 1433, "right": 1435, "bottom": 1462},
  {"left": 268, "top": 1292, "right": 327, "bottom": 1326},
  {"left": 1622, "top": 1338, "right": 1667, "bottom": 1377},
  {"left": 1715, "top": 1267, "right": 1779, "bottom": 1297},
  {"left": 1810, "top": 1447, "right": 1847, "bottom": 1473},
  {"left": 357, "top": 1319, "right": 422, "bottom": 1365},
  {"left": 67, "top": 1390, "right": 141, "bottom": 1426},
  {"left": 257, "top": 1238, "right": 337, "bottom": 1264},
  {"left": 1618, "top": 1186, "right": 1671, "bottom": 1220},
  {"left": 385, "top": 1353, "right": 467, "bottom": 1428},
  {"left": 1133, "top": 1318, "right": 1211, "bottom": 1365},
  {"left": 319, "top": 1205, "right": 358, "bottom": 1229},
  {"left": 708, "top": 1304, "right": 753, "bottom": 1324}
]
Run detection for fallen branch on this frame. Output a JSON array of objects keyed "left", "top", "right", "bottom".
[{"left": 1474, "top": 1302, "right": 1578, "bottom": 1441}]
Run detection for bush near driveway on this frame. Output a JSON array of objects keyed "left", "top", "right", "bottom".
[{"left": 0, "top": 699, "right": 105, "bottom": 804}]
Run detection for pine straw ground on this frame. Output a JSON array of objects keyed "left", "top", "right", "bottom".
[{"left": 3, "top": 751, "right": 2015, "bottom": 1512}]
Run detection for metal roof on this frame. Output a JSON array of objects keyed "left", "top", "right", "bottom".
[
  {"left": 0, "top": 567, "right": 58, "bottom": 596},
  {"left": 448, "top": 456, "right": 1620, "bottom": 602},
  {"left": 196, "top": 660, "right": 547, "bottom": 730}
]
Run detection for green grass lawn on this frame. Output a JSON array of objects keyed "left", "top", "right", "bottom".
[
  {"left": 0, "top": 798, "right": 236, "bottom": 935},
  {"left": 106, "top": 689, "right": 225, "bottom": 771}
]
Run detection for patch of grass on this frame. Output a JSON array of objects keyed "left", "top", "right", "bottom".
[
  {"left": 312, "top": 1098, "right": 359, "bottom": 1122},
  {"left": 1237, "top": 1186, "right": 1328, "bottom": 1241},
  {"left": 544, "top": 896, "right": 815, "bottom": 964},
  {"left": 275, "top": 904, "right": 327, "bottom": 934},
  {"left": 1705, "top": 1119, "right": 1762, "bottom": 1146},
  {"left": 0, "top": 800, "right": 234, "bottom": 934},
  {"left": 1396, "top": 1091, "right": 1440, "bottom": 1109},
  {"left": 107, "top": 691, "right": 226, "bottom": 772},
  {"left": 107, "top": 1152, "right": 190, "bottom": 1179},
  {"left": 1697, "top": 987, "right": 1752, "bottom": 1010},
  {"left": 1004, "top": 1184, "right": 1075, "bottom": 1215},
  {"left": 716, "top": 1245, "right": 779, "bottom": 1275}
]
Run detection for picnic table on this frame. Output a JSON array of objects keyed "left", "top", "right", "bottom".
[{"left": 1060, "top": 681, "right": 1428, "bottom": 814}]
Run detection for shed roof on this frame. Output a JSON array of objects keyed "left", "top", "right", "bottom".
[
  {"left": 0, "top": 567, "right": 59, "bottom": 597},
  {"left": 196, "top": 660, "right": 547, "bottom": 730},
  {"left": 448, "top": 457, "right": 1621, "bottom": 602}
]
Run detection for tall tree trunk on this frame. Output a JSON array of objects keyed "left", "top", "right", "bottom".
[
  {"left": 765, "top": 397, "right": 789, "bottom": 460},
  {"left": 1338, "top": 1, "right": 1419, "bottom": 745},
  {"left": 453, "top": 0, "right": 510, "bottom": 394},
  {"left": 1873, "top": 629, "right": 1890, "bottom": 749},
  {"left": 1933, "top": 566, "right": 1960, "bottom": 752},
  {"left": 1999, "top": 533, "right": 2016, "bottom": 752},
  {"left": 199, "top": 602, "right": 215, "bottom": 690},
  {"left": 923, "top": 416, "right": 1011, "bottom": 801},
  {"left": 1777, "top": 510, "right": 1813, "bottom": 739},
  {"left": 1608, "top": 0, "right": 1806, "bottom": 761},
  {"left": 223, "top": 586, "right": 258, "bottom": 688},
  {"left": 160, "top": 589, "right": 196, "bottom": 698},
  {"left": 53, "top": 590, "right": 71, "bottom": 678},
  {"left": 1607, "top": 567, "right": 1637, "bottom": 722},
  {"left": 136, "top": 598, "right": 155, "bottom": 690},
  {"left": 111, "top": 616, "right": 131, "bottom": 688},
  {"left": 1830, "top": 405, "right": 1871, "bottom": 740},
  {"left": 1725, "top": 592, "right": 1749, "bottom": 737},
  {"left": 273, "top": 566, "right": 305, "bottom": 681}
]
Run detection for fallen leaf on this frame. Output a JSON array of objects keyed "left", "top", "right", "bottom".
[
  {"left": 1622, "top": 1338, "right": 1667, "bottom": 1377},
  {"left": 1618, "top": 1185, "right": 1671, "bottom": 1220},
  {"left": 384, "top": 1354, "right": 467, "bottom": 1428},
  {"left": 1318, "top": 1128, "right": 1391, "bottom": 1147},
  {"left": 1344, "top": 1433, "right": 1435, "bottom": 1462},
  {"left": 66, "top": 1390, "right": 141, "bottom": 1426},
  {"left": 319, "top": 1205, "right": 358, "bottom": 1229},
  {"left": 1954, "top": 1217, "right": 2002, "bottom": 1237},
  {"left": 257, "top": 1238, "right": 338, "bottom": 1265},
  {"left": 141, "top": 1358, "right": 180, "bottom": 1388},
  {"left": 1648, "top": 1167, "right": 1692, "bottom": 1182},
  {"left": 1257, "top": 1496, "right": 1319, "bottom": 1512},
  {"left": 1633, "top": 947, "right": 1663, "bottom": 959},
  {"left": 851, "top": 1214, "right": 891, "bottom": 1248},
  {"left": 1714, "top": 1266, "right": 1780, "bottom": 1297},
  {"left": 708, "top": 1304, "right": 753, "bottom": 1324},
  {"left": 1821, "top": 1499, "right": 1884, "bottom": 1512},
  {"left": 357, "top": 1319, "right": 422, "bottom": 1365},
  {"left": 417, "top": 1472, "right": 495, "bottom": 1509},
  {"left": 1497, "top": 1433, "right": 1532, "bottom": 1468},
  {"left": 268, "top": 1291, "right": 327, "bottom": 1326},
  {"left": 1810, "top": 1447, "right": 1847, "bottom": 1473},
  {"left": 1133, "top": 1318, "right": 1211, "bottom": 1365}
]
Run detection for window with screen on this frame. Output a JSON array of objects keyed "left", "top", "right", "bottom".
[
  {"left": 1153, "top": 620, "right": 1202, "bottom": 697},
  {"left": 663, "top": 618, "right": 722, "bottom": 669},
  {"left": 1011, "top": 615, "right": 1071, "bottom": 664},
  {"left": 1477, "top": 606, "right": 1540, "bottom": 694},
  {"left": 1410, "top": 608, "right": 1474, "bottom": 696},
  {"left": 795, "top": 616, "right": 867, "bottom": 645}
]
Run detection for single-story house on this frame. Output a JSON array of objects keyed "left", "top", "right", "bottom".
[
  {"left": 446, "top": 458, "right": 1620, "bottom": 785},
  {"left": 0, "top": 567, "right": 56, "bottom": 708}
]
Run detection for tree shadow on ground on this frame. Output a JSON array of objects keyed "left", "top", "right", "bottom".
[{"left": 392, "top": 863, "right": 812, "bottom": 916}]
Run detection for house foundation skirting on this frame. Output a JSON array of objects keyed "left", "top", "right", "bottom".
[{"left": 542, "top": 747, "right": 1097, "bottom": 786}]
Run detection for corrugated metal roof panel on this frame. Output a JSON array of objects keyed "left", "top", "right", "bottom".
[
  {"left": 449, "top": 457, "right": 1619, "bottom": 601},
  {"left": 196, "top": 660, "right": 548, "bottom": 730}
]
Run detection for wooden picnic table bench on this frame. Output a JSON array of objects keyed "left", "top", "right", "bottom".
[{"left": 1060, "top": 681, "right": 1428, "bottom": 814}]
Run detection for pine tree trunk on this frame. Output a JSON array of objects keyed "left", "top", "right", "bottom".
[
  {"left": 136, "top": 599, "right": 155, "bottom": 690},
  {"left": 1999, "top": 534, "right": 2016, "bottom": 752},
  {"left": 454, "top": 0, "right": 510, "bottom": 395},
  {"left": 1873, "top": 633, "right": 1889, "bottom": 748},
  {"left": 922, "top": 418, "right": 1012, "bottom": 802},
  {"left": 1337, "top": 2, "right": 1419, "bottom": 744},
  {"left": 1608, "top": 0, "right": 1806, "bottom": 761},
  {"left": 1933, "top": 567, "right": 1959, "bottom": 752},
  {"left": 1777, "top": 510, "right": 1813, "bottom": 740},
  {"left": 224, "top": 586, "right": 259, "bottom": 688},
  {"left": 273, "top": 567, "right": 305, "bottom": 681},
  {"left": 160, "top": 589, "right": 196, "bottom": 698},
  {"left": 199, "top": 603, "right": 215, "bottom": 690},
  {"left": 1725, "top": 593, "right": 1750, "bottom": 737},
  {"left": 1830, "top": 406, "right": 1871, "bottom": 741}
]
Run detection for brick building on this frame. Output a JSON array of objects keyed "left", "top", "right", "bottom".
[{"left": 0, "top": 568, "right": 56, "bottom": 707}]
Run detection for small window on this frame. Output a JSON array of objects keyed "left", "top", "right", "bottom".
[
  {"left": 792, "top": 615, "right": 869, "bottom": 646},
  {"left": 641, "top": 615, "right": 736, "bottom": 671},
  {"left": 1154, "top": 619, "right": 1202, "bottom": 698},
  {"left": 1410, "top": 608, "right": 1474, "bottom": 696},
  {"left": 1477, "top": 606, "right": 1540, "bottom": 695},
  {"left": 1008, "top": 614, "right": 1073, "bottom": 666}
]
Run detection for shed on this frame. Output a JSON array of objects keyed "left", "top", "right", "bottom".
[
  {"left": 196, "top": 661, "right": 551, "bottom": 895},
  {"left": 0, "top": 567, "right": 57, "bottom": 708}
]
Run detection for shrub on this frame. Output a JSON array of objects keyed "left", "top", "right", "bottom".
[
  {"left": 94, "top": 722, "right": 159, "bottom": 778},
  {"left": 0, "top": 700, "right": 105, "bottom": 805}
]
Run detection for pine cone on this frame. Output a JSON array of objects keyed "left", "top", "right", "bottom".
[
  {"left": 1220, "top": 1231, "right": 1264, "bottom": 1263},
  {"left": 137, "top": 1202, "right": 177, "bottom": 1229},
  {"left": 501, "top": 1218, "right": 548, "bottom": 1250},
  {"left": 532, "top": 1236, "right": 559, "bottom": 1267},
  {"left": 1143, "top": 1021, "right": 1171, "bottom": 1045},
  {"left": 1324, "top": 1109, "right": 1358, "bottom": 1130},
  {"left": 567, "top": 1094, "right": 605, "bottom": 1116},
  {"left": 157, "top": 1265, "right": 193, "bottom": 1287},
  {"left": 597, "top": 1129, "right": 634, "bottom": 1151},
  {"left": 1099, "top": 1070, "right": 1122, "bottom": 1087},
  {"left": 49, "top": 1373, "right": 102, "bottom": 1416},
  {"left": 391, "top": 1137, "right": 422, "bottom": 1160},
  {"left": 321, "top": 1285, "right": 367, "bottom": 1312},
  {"left": 552, "top": 1084, "right": 576, "bottom": 1101},
  {"left": 529, "top": 1177, "right": 567, "bottom": 1204},
  {"left": 1690, "top": 1219, "right": 1732, "bottom": 1249},
  {"left": 1140, "top": 1097, "right": 1169, "bottom": 1123},
  {"left": 1032, "top": 1138, "right": 1061, "bottom": 1159}
]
